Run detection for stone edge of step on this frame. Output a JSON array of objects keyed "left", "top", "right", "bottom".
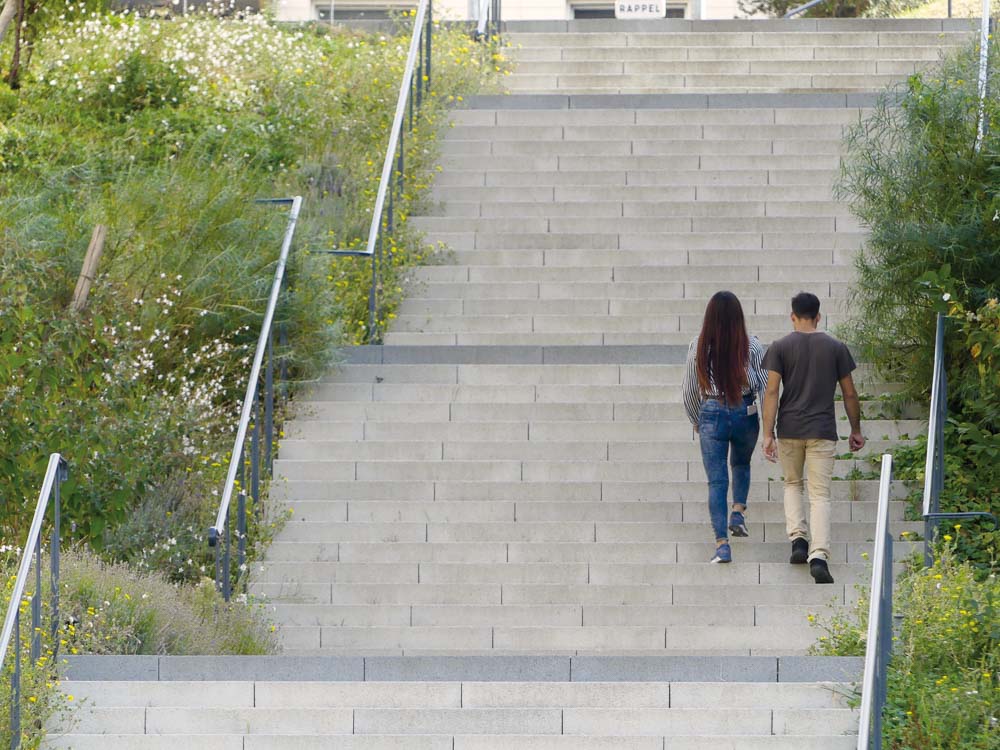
[
  {"left": 60, "top": 655, "right": 862, "bottom": 683},
  {"left": 460, "top": 92, "right": 892, "bottom": 110},
  {"left": 338, "top": 345, "right": 690, "bottom": 365},
  {"left": 501, "top": 18, "right": 977, "bottom": 33}
]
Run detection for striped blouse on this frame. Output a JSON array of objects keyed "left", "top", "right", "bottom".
[{"left": 682, "top": 335, "right": 768, "bottom": 426}]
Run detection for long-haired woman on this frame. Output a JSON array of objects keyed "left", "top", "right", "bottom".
[{"left": 682, "top": 291, "right": 768, "bottom": 563}]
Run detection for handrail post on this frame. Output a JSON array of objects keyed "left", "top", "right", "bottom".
[
  {"left": 30, "top": 535, "right": 41, "bottom": 662},
  {"left": 426, "top": 0, "right": 433, "bottom": 93},
  {"left": 265, "top": 329, "right": 274, "bottom": 474},
  {"left": 237, "top": 492, "right": 247, "bottom": 592},
  {"left": 51, "top": 459, "right": 64, "bottom": 653},
  {"left": 975, "top": 0, "right": 991, "bottom": 152},
  {"left": 222, "top": 503, "right": 232, "bottom": 602},
  {"left": 922, "top": 313, "right": 946, "bottom": 566},
  {"left": 12, "top": 607, "right": 20, "bottom": 749},
  {"left": 251, "top": 398, "right": 261, "bottom": 514}
]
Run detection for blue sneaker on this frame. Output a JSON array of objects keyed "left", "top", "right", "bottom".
[
  {"left": 710, "top": 543, "right": 732, "bottom": 564},
  {"left": 729, "top": 511, "right": 749, "bottom": 538}
]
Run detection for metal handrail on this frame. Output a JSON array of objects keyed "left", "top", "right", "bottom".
[
  {"left": 856, "top": 454, "right": 894, "bottom": 750},
  {"left": 208, "top": 196, "right": 301, "bottom": 601},
  {"left": 1, "top": 453, "right": 68, "bottom": 749},
  {"left": 920, "top": 312, "right": 998, "bottom": 565},
  {"left": 783, "top": 0, "right": 826, "bottom": 17},
  {"left": 323, "top": 0, "right": 433, "bottom": 343}
]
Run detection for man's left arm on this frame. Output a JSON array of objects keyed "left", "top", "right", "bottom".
[{"left": 839, "top": 373, "right": 866, "bottom": 452}]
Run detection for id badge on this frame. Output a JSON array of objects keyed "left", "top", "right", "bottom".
[{"left": 747, "top": 404, "right": 758, "bottom": 416}]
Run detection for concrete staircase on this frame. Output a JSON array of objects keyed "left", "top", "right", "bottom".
[
  {"left": 51, "top": 654, "right": 865, "bottom": 749},
  {"left": 48, "top": 18, "right": 947, "bottom": 749}
]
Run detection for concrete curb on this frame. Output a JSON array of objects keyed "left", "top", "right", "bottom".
[{"left": 60, "top": 655, "right": 863, "bottom": 683}]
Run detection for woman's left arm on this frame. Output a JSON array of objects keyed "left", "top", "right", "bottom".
[{"left": 748, "top": 336, "right": 768, "bottom": 399}]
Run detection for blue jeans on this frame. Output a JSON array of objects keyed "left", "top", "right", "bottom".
[{"left": 698, "top": 395, "right": 760, "bottom": 542}]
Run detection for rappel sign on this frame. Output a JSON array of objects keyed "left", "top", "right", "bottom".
[{"left": 615, "top": 2, "right": 667, "bottom": 18}]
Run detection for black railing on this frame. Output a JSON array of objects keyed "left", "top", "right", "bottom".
[
  {"left": 327, "top": 0, "right": 433, "bottom": 344},
  {"left": 208, "top": 197, "right": 301, "bottom": 601},
  {"left": 856, "top": 454, "right": 895, "bottom": 750},
  {"left": 0, "top": 453, "right": 68, "bottom": 750}
]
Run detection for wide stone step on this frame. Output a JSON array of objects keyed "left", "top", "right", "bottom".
[
  {"left": 431, "top": 200, "right": 850, "bottom": 219},
  {"left": 271, "top": 478, "right": 909, "bottom": 503},
  {"left": 280, "top": 624, "right": 822, "bottom": 654},
  {"left": 396, "top": 295, "right": 851, "bottom": 316},
  {"left": 435, "top": 155, "right": 843, "bottom": 173},
  {"left": 503, "top": 74, "right": 903, "bottom": 94},
  {"left": 431, "top": 184, "right": 842, "bottom": 201},
  {"left": 387, "top": 313, "right": 843, "bottom": 335},
  {"left": 437, "top": 139, "right": 844, "bottom": 157},
  {"left": 504, "top": 59, "right": 922, "bottom": 77},
  {"left": 506, "top": 31, "right": 971, "bottom": 48},
  {"left": 290, "top": 400, "right": 906, "bottom": 422},
  {"left": 428, "top": 250, "right": 854, "bottom": 269},
  {"left": 434, "top": 169, "right": 840, "bottom": 188},
  {"left": 276, "top": 437, "right": 901, "bottom": 462},
  {"left": 266, "top": 517, "right": 919, "bottom": 543},
  {"left": 45, "top": 736, "right": 859, "bottom": 749},
  {"left": 419, "top": 233, "right": 864, "bottom": 252},
  {"left": 273, "top": 499, "right": 909, "bottom": 526},
  {"left": 256, "top": 560, "right": 889, "bottom": 586},
  {"left": 264, "top": 603, "right": 844, "bottom": 628},
  {"left": 410, "top": 265, "right": 857, "bottom": 285},
  {"left": 451, "top": 108, "right": 869, "bottom": 127},
  {"left": 512, "top": 43, "right": 949, "bottom": 63}
]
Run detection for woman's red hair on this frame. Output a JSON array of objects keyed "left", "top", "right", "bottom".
[{"left": 696, "top": 291, "right": 749, "bottom": 406}]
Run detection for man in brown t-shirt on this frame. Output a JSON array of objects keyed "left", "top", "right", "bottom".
[{"left": 762, "top": 292, "right": 865, "bottom": 584}]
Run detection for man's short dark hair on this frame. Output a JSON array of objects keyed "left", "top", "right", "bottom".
[{"left": 791, "top": 292, "right": 821, "bottom": 320}]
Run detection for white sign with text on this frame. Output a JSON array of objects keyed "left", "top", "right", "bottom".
[{"left": 615, "top": 2, "right": 668, "bottom": 18}]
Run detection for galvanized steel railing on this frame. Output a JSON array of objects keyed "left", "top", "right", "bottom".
[
  {"left": 329, "top": 0, "right": 433, "bottom": 344},
  {"left": 856, "top": 454, "right": 894, "bottom": 750},
  {"left": 208, "top": 197, "right": 302, "bottom": 601},
  {"left": 0, "top": 453, "right": 68, "bottom": 750}
]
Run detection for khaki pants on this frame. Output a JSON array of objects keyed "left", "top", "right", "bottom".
[{"left": 778, "top": 438, "right": 837, "bottom": 562}]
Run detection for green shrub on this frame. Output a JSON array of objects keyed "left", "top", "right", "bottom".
[
  {"left": 58, "top": 548, "right": 278, "bottom": 656},
  {"left": 810, "top": 539, "right": 999, "bottom": 748},
  {"left": 736, "top": 0, "right": 925, "bottom": 18}
]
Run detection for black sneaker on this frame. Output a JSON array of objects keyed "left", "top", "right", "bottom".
[
  {"left": 790, "top": 538, "right": 809, "bottom": 565},
  {"left": 810, "top": 558, "right": 835, "bottom": 584}
]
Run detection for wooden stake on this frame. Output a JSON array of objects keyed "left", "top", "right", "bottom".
[{"left": 71, "top": 225, "right": 107, "bottom": 312}]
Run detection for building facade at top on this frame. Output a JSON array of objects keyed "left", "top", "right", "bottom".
[{"left": 274, "top": 0, "right": 747, "bottom": 23}]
